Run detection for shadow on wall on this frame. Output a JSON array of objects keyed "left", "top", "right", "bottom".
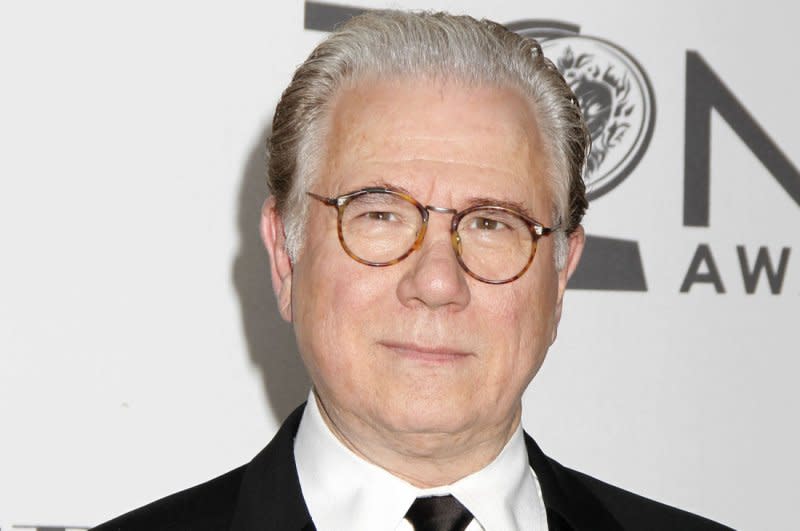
[{"left": 232, "top": 120, "right": 311, "bottom": 423}]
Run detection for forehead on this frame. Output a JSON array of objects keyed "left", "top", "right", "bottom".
[{"left": 320, "top": 77, "right": 551, "bottom": 210}]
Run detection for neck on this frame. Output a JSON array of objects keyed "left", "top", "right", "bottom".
[{"left": 313, "top": 391, "right": 521, "bottom": 488}]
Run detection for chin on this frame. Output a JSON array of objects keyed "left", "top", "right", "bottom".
[{"left": 376, "top": 396, "right": 478, "bottom": 436}]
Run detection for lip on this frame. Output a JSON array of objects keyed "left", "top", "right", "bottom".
[{"left": 379, "top": 341, "right": 474, "bottom": 363}]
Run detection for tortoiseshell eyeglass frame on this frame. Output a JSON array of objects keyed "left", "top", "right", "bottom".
[{"left": 307, "top": 187, "right": 558, "bottom": 285}]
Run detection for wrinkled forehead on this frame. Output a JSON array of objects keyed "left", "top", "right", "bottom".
[{"left": 318, "top": 76, "right": 553, "bottom": 213}]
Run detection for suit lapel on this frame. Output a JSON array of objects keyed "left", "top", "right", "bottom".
[
  {"left": 230, "top": 404, "right": 315, "bottom": 531},
  {"left": 524, "top": 433, "right": 623, "bottom": 531}
]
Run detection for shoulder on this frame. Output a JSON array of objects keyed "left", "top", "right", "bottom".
[
  {"left": 91, "top": 465, "right": 246, "bottom": 531},
  {"left": 91, "top": 405, "right": 308, "bottom": 531},
  {"left": 551, "top": 459, "right": 733, "bottom": 531},
  {"left": 522, "top": 432, "right": 732, "bottom": 530}
]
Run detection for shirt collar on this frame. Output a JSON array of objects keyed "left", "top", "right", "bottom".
[{"left": 294, "top": 391, "right": 547, "bottom": 530}]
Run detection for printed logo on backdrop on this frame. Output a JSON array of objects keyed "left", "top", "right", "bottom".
[
  {"left": 304, "top": 2, "right": 798, "bottom": 294},
  {"left": 508, "top": 21, "right": 656, "bottom": 201},
  {"left": 507, "top": 20, "right": 656, "bottom": 291}
]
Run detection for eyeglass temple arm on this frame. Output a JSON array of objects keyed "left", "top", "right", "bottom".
[
  {"left": 536, "top": 225, "right": 562, "bottom": 237},
  {"left": 307, "top": 192, "right": 338, "bottom": 206}
]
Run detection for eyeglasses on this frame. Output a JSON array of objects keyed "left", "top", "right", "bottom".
[{"left": 307, "top": 187, "right": 558, "bottom": 284}]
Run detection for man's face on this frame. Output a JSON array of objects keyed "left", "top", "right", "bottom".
[{"left": 264, "top": 77, "right": 583, "bottom": 449}]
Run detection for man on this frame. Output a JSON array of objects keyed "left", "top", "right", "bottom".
[{"left": 94, "top": 10, "right": 731, "bottom": 531}]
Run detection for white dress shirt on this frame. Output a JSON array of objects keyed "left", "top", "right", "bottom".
[{"left": 294, "top": 392, "right": 549, "bottom": 531}]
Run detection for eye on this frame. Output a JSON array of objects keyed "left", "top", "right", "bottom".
[
  {"left": 362, "top": 211, "right": 399, "bottom": 222},
  {"left": 466, "top": 216, "right": 510, "bottom": 231}
]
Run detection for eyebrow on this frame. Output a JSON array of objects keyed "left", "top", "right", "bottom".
[
  {"left": 461, "top": 196, "right": 538, "bottom": 220},
  {"left": 362, "top": 180, "right": 541, "bottom": 221},
  {"left": 364, "top": 180, "right": 414, "bottom": 196}
]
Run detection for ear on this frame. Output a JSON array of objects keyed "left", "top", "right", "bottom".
[
  {"left": 260, "top": 197, "right": 293, "bottom": 322},
  {"left": 552, "top": 225, "right": 585, "bottom": 338}
]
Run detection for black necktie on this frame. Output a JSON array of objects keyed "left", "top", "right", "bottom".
[{"left": 404, "top": 495, "right": 474, "bottom": 531}]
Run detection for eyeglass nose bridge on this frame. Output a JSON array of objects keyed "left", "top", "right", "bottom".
[
  {"left": 425, "top": 204, "right": 457, "bottom": 215},
  {"left": 409, "top": 204, "right": 459, "bottom": 254},
  {"left": 420, "top": 204, "right": 461, "bottom": 250}
]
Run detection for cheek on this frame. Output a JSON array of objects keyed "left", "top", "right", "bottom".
[
  {"left": 478, "top": 267, "right": 560, "bottom": 384},
  {"left": 292, "top": 245, "right": 392, "bottom": 379}
]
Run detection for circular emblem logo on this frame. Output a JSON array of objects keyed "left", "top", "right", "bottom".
[{"left": 508, "top": 21, "right": 656, "bottom": 200}]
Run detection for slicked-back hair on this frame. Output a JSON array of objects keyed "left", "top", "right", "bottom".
[{"left": 268, "top": 10, "right": 589, "bottom": 268}]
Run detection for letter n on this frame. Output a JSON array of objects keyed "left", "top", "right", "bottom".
[{"left": 684, "top": 51, "right": 800, "bottom": 227}]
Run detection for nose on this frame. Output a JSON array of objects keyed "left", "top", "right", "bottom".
[{"left": 396, "top": 216, "right": 471, "bottom": 311}]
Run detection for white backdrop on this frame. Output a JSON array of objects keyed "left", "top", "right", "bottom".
[{"left": 1, "top": 1, "right": 797, "bottom": 529}]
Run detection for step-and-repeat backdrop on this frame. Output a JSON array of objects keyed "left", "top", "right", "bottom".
[{"left": 1, "top": 1, "right": 797, "bottom": 529}]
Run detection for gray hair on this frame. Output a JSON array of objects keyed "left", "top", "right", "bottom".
[{"left": 267, "top": 10, "right": 589, "bottom": 269}]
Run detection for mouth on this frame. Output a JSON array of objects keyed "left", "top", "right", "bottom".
[{"left": 378, "top": 341, "right": 474, "bottom": 363}]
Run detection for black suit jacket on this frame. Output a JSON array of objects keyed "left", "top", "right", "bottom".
[{"left": 93, "top": 404, "right": 732, "bottom": 530}]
